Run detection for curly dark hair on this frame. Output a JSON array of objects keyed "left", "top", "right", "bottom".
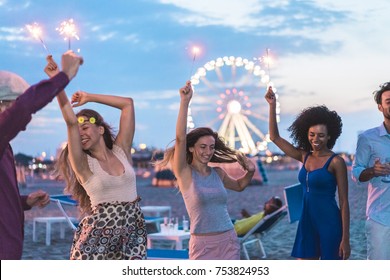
[{"left": 288, "top": 105, "right": 342, "bottom": 151}]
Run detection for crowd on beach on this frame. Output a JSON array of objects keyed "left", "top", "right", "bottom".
[{"left": 1, "top": 50, "right": 389, "bottom": 260}]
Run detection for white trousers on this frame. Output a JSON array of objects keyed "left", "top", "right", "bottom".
[{"left": 366, "top": 218, "right": 390, "bottom": 260}]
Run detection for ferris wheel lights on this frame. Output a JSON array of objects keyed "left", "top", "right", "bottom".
[
  {"left": 192, "top": 55, "right": 279, "bottom": 155},
  {"left": 216, "top": 61, "right": 224, "bottom": 67},
  {"left": 257, "top": 142, "right": 267, "bottom": 151},
  {"left": 245, "top": 62, "right": 254, "bottom": 71},
  {"left": 198, "top": 67, "right": 206, "bottom": 76},
  {"left": 227, "top": 100, "right": 242, "bottom": 114},
  {"left": 190, "top": 78, "right": 199, "bottom": 85},
  {"left": 236, "top": 57, "right": 243, "bottom": 66},
  {"left": 204, "top": 63, "right": 215, "bottom": 71},
  {"left": 261, "top": 76, "right": 269, "bottom": 83}
]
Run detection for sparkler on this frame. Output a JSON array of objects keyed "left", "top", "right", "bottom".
[
  {"left": 254, "top": 48, "right": 273, "bottom": 85},
  {"left": 25, "top": 22, "right": 49, "bottom": 54},
  {"left": 56, "top": 18, "right": 79, "bottom": 50},
  {"left": 189, "top": 46, "right": 200, "bottom": 80},
  {"left": 264, "top": 48, "right": 272, "bottom": 79}
]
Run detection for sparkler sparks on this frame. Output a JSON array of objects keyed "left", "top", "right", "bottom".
[
  {"left": 254, "top": 48, "right": 273, "bottom": 84},
  {"left": 189, "top": 46, "right": 200, "bottom": 80},
  {"left": 25, "top": 22, "right": 49, "bottom": 54},
  {"left": 56, "top": 19, "right": 79, "bottom": 50}
]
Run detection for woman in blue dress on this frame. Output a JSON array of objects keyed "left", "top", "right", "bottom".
[{"left": 265, "top": 87, "right": 350, "bottom": 260}]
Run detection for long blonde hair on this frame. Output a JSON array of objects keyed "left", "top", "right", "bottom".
[{"left": 54, "top": 109, "right": 115, "bottom": 215}]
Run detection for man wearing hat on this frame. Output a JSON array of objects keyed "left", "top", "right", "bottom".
[{"left": 0, "top": 51, "right": 83, "bottom": 259}]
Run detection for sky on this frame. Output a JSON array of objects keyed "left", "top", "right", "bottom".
[{"left": 1, "top": 0, "right": 390, "bottom": 158}]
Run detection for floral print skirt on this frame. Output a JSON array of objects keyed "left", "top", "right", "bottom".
[{"left": 70, "top": 197, "right": 147, "bottom": 260}]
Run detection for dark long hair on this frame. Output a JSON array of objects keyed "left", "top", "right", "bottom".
[
  {"left": 157, "top": 127, "right": 246, "bottom": 169},
  {"left": 54, "top": 109, "right": 116, "bottom": 215}
]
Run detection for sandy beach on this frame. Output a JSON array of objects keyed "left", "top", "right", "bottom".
[{"left": 20, "top": 167, "right": 367, "bottom": 260}]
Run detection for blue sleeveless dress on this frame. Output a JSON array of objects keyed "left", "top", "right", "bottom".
[{"left": 292, "top": 153, "right": 342, "bottom": 259}]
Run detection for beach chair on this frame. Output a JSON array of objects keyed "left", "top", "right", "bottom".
[
  {"left": 238, "top": 205, "right": 287, "bottom": 259},
  {"left": 32, "top": 195, "right": 78, "bottom": 245},
  {"left": 283, "top": 183, "right": 303, "bottom": 223},
  {"left": 50, "top": 194, "right": 79, "bottom": 230},
  {"left": 144, "top": 216, "right": 164, "bottom": 233}
]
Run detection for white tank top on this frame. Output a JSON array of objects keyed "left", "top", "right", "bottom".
[{"left": 82, "top": 144, "right": 137, "bottom": 207}]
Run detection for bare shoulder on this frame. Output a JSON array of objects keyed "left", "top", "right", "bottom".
[
  {"left": 330, "top": 154, "right": 347, "bottom": 169},
  {"left": 176, "top": 165, "right": 193, "bottom": 191}
]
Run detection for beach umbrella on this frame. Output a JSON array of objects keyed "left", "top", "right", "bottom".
[{"left": 0, "top": 70, "right": 30, "bottom": 100}]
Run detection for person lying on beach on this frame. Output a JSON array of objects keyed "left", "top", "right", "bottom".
[
  {"left": 45, "top": 56, "right": 146, "bottom": 260},
  {"left": 234, "top": 196, "right": 283, "bottom": 235},
  {"left": 157, "top": 81, "right": 255, "bottom": 260},
  {"left": 0, "top": 50, "right": 83, "bottom": 260}
]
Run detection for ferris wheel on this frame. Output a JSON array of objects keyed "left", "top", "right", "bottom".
[{"left": 188, "top": 55, "right": 281, "bottom": 155}]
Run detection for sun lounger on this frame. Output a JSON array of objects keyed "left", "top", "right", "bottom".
[
  {"left": 49, "top": 194, "right": 79, "bottom": 230},
  {"left": 238, "top": 205, "right": 287, "bottom": 259}
]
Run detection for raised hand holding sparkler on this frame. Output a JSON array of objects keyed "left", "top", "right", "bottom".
[
  {"left": 56, "top": 18, "right": 79, "bottom": 50},
  {"left": 25, "top": 22, "right": 50, "bottom": 54}
]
